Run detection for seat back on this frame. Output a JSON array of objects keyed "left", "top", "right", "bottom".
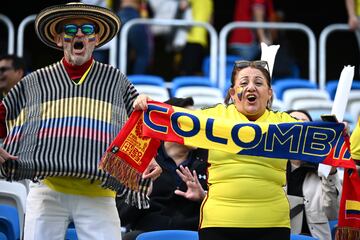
[
  {"left": 290, "top": 234, "right": 318, "bottom": 240},
  {"left": 136, "top": 230, "right": 198, "bottom": 240},
  {"left": 328, "top": 219, "right": 338, "bottom": 240},
  {"left": 0, "top": 181, "right": 27, "bottom": 240},
  {"left": 171, "top": 76, "right": 213, "bottom": 97},
  {"left": 128, "top": 75, "right": 166, "bottom": 87},
  {"left": 0, "top": 205, "right": 20, "bottom": 240},
  {"left": 272, "top": 79, "right": 317, "bottom": 100},
  {"left": 134, "top": 85, "right": 170, "bottom": 102},
  {"left": 282, "top": 88, "right": 331, "bottom": 109},
  {"left": 326, "top": 80, "right": 360, "bottom": 100},
  {"left": 65, "top": 228, "right": 78, "bottom": 240},
  {"left": 0, "top": 232, "right": 8, "bottom": 240}
]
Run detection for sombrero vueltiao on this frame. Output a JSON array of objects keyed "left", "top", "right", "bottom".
[{"left": 35, "top": 2, "right": 121, "bottom": 50}]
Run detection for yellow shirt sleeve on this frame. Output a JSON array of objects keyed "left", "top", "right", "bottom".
[{"left": 351, "top": 118, "right": 360, "bottom": 160}]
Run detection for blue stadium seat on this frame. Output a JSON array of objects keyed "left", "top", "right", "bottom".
[
  {"left": 290, "top": 234, "right": 318, "bottom": 240},
  {"left": 171, "top": 76, "right": 214, "bottom": 97},
  {"left": 0, "top": 205, "right": 20, "bottom": 240},
  {"left": 127, "top": 75, "right": 166, "bottom": 87},
  {"left": 202, "top": 55, "right": 240, "bottom": 79},
  {"left": 136, "top": 230, "right": 198, "bottom": 240},
  {"left": 329, "top": 219, "right": 338, "bottom": 240},
  {"left": 326, "top": 80, "right": 360, "bottom": 100},
  {"left": 272, "top": 78, "right": 317, "bottom": 100},
  {"left": 65, "top": 228, "right": 78, "bottom": 240},
  {"left": 0, "top": 232, "right": 7, "bottom": 240}
]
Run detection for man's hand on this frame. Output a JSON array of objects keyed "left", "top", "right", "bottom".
[
  {"left": 0, "top": 148, "right": 17, "bottom": 165},
  {"left": 175, "top": 165, "right": 207, "bottom": 202},
  {"left": 133, "top": 94, "right": 152, "bottom": 111},
  {"left": 142, "top": 158, "right": 162, "bottom": 180}
]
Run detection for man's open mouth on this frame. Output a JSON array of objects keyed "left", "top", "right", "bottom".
[{"left": 74, "top": 41, "right": 84, "bottom": 50}]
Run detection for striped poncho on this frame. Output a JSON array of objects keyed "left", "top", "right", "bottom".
[{"left": 0, "top": 60, "right": 138, "bottom": 191}]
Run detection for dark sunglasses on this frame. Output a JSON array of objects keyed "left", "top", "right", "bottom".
[
  {"left": 63, "top": 24, "right": 96, "bottom": 36},
  {"left": 233, "top": 60, "right": 270, "bottom": 73},
  {"left": 0, "top": 66, "right": 14, "bottom": 74}
]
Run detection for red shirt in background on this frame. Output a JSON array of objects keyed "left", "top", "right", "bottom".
[{"left": 229, "top": 0, "right": 274, "bottom": 44}]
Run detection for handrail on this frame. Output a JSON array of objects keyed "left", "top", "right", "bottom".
[
  {"left": 219, "top": 22, "right": 317, "bottom": 91},
  {"left": 97, "top": 35, "right": 118, "bottom": 67},
  {"left": 17, "top": 14, "right": 117, "bottom": 66},
  {"left": 319, "top": 24, "right": 350, "bottom": 90},
  {"left": 0, "top": 14, "right": 15, "bottom": 54},
  {"left": 17, "top": 14, "right": 36, "bottom": 57},
  {"left": 119, "top": 18, "right": 218, "bottom": 86}
]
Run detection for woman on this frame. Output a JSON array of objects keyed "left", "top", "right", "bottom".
[
  {"left": 197, "top": 60, "right": 296, "bottom": 240},
  {"left": 286, "top": 110, "right": 341, "bottom": 240}
]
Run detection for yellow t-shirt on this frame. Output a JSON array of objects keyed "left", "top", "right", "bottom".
[
  {"left": 43, "top": 177, "right": 115, "bottom": 198},
  {"left": 199, "top": 104, "right": 297, "bottom": 229},
  {"left": 351, "top": 118, "right": 360, "bottom": 160}
]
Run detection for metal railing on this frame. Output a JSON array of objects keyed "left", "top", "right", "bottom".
[
  {"left": 17, "top": 14, "right": 36, "bottom": 57},
  {"left": 0, "top": 14, "right": 15, "bottom": 54},
  {"left": 319, "top": 24, "right": 351, "bottom": 90},
  {"left": 219, "top": 22, "right": 317, "bottom": 91},
  {"left": 119, "top": 18, "right": 218, "bottom": 86},
  {"left": 16, "top": 14, "right": 117, "bottom": 66}
]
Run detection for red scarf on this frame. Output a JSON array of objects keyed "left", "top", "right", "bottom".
[{"left": 336, "top": 168, "right": 360, "bottom": 239}]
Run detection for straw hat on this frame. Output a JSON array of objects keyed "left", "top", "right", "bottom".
[{"left": 35, "top": 2, "right": 121, "bottom": 50}]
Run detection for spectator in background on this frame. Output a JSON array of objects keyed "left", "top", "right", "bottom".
[
  {"left": 178, "top": 0, "right": 213, "bottom": 76},
  {"left": 0, "top": 55, "right": 26, "bottom": 99},
  {"left": 229, "top": 0, "right": 275, "bottom": 61},
  {"left": 118, "top": 97, "right": 208, "bottom": 240},
  {"left": 286, "top": 110, "right": 341, "bottom": 240},
  {"left": 117, "top": 0, "right": 153, "bottom": 74}
]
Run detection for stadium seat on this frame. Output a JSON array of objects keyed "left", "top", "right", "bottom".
[
  {"left": 272, "top": 78, "right": 317, "bottom": 100},
  {"left": 128, "top": 75, "right": 169, "bottom": 102},
  {"left": 308, "top": 110, "right": 356, "bottom": 132},
  {"left": 202, "top": 55, "right": 239, "bottom": 79},
  {"left": 282, "top": 88, "right": 331, "bottom": 109},
  {"left": 349, "top": 102, "right": 360, "bottom": 122},
  {"left": 133, "top": 85, "right": 170, "bottom": 102},
  {"left": 290, "top": 234, "right": 318, "bottom": 240},
  {"left": 0, "top": 181, "right": 27, "bottom": 240},
  {"left": 0, "top": 232, "right": 7, "bottom": 240},
  {"left": 291, "top": 99, "right": 333, "bottom": 113},
  {"left": 171, "top": 76, "right": 214, "bottom": 97},
  {"left": 329, "top": 219, "right": 338, "bottom": 240},
  {"left": 136, "top": 230, "right": 198, "bottom": 240},
  {"left": 326, "top": 80, "right": 360, "bottom": 100},
  {"left": 174, "top": 86, "right": 224, "bottom": 109},
  {"left": 347, "top": 90, "right": 360, "bottom": 111},
  {"left": 127, "top": 75, "right": 166, "bottom": 86},
  {"left": 0, "top": 205, "right": 20, "bottom": 240},
  {"left": 272, "top": 98, "right": 285, "bottom": 111},
  {"left": 65, "top": 228, "right": 78, "bottom": 240}
]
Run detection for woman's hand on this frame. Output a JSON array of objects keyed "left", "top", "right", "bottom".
[{"left": 175, "top": 165, "right": 207, "bottom": 202}]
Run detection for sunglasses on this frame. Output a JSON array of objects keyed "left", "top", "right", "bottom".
[
  {"left": 0, "top": 66, "right": 14, "bottom": 74},
  {"left": 63, "top": 24, "right": 96, "bottom": 36},
  {"left": 233, "top": 60, "right": 270, "bottom": 73}
]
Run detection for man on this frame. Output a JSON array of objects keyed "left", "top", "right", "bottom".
[
  {"left": 0, "top": 3, "right": 161, "bottom": 240},
  {"left": 0, "top": 55, "right": 26, "bottom": 98}
]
